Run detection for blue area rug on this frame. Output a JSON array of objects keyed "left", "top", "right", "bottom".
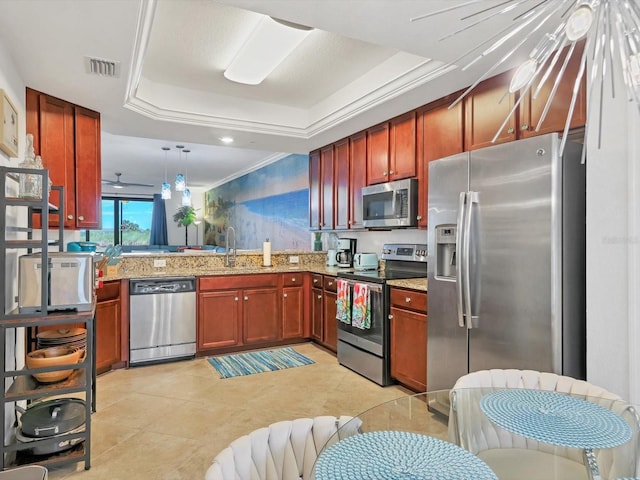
[{"left": 207, "top": 347, "right": 315, "bottom": 379}]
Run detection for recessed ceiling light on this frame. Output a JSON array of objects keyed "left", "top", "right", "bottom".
[{"left": 220, "top": 137, "right": 234, "bottom": 144}]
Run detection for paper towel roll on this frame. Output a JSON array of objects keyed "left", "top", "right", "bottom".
[{"left": 263, "top": 239, "right": 272, "bottom": 267}]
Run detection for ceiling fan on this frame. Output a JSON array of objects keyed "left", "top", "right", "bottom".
[{"left": 102, "top": 172, "right": 154, "bottom": 189}]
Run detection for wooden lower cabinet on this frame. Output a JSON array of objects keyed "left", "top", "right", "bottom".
[
  {"left": 389, "top": 288, "right": 427, "bottom": 392},
  {"left": 242, "top": 287, "right": 279, "bottom": 343},
  {"left": 197, "top": 274, "right": 284, "bottom": 354},
  {"left": 323, "top": 291, "right": 337, "bottom": 352},
  {"left": 281, "top": 273, "right": 305, "bottom": 340},
  {"left": 95, "top": 281, "right": 122, "bottom": 374},
  {"left": 308, "top": 274, "right": 337, "bottom": 352},
  {"left": 311, "top": 287, "right": 323, "bottom": 342},
  {"left": 198, "top": 290, "right": 242, "bottom": 350}
]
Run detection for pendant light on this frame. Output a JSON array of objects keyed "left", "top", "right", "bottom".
[
  {"left": 161, "top": 147, "right": 171, "bottom": 199},
  {"left": 175, "top": 145, "right": 185, "bottom": 191},
  {"left": 181, "top": 148, "right": 192, "bottom": 207}
]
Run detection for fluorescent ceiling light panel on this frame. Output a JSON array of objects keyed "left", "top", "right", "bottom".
[{"left": 224, "top": 16, "right": 312, "bottom": 85}]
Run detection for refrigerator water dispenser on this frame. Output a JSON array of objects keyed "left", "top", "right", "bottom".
[{"left": 435, "top": 226, "right": 456, "bottom": 279}]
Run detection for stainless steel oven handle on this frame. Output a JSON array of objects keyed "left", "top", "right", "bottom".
[
  {"left": 339, "top": 278, "right": 383, "bottom": 293},
  {"left": 456, "top": 192, "right": 466, "bottom": 328}
]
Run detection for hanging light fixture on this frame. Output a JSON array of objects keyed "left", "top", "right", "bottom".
[
  {"left": 175, "top": 145, "right": 185, "bottom": 191},
  {"left": 181, "top": 148, "right": 192, "bottom": 207},
  {"left": 161, "top": 147, "right": 171, "bottom": 199},
  {"left": 411, "top": 0, "right": 640, "bottom": 157}
]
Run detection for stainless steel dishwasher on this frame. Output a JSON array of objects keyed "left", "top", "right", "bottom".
[{"left": 129, "top": 277, "right": 196, "bottom": 366}]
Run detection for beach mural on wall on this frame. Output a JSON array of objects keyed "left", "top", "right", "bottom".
[{"left": 203, "top": 153, "right": 311, "bottom": 250}]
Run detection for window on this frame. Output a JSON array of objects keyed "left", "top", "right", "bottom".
[{"left": 84, "top": 197, "right": 153, "bottom": 247}]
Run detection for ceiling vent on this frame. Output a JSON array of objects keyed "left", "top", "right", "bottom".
[{"left": 84, "top": 56, "right": 121, "bottom": 78}]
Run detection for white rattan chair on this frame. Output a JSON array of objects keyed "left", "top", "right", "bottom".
[
  {"left": 204, "top": 415, "right": 360, "bottom": 480},
  {"left": 449, "top": 369, "right": 640, "bottom": 480}
]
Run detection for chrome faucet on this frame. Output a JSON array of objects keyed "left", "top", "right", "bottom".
[{"left": 225, "top": 226, "right": 236, "bottom": 267}]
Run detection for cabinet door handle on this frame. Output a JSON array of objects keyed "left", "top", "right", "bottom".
[
  {"left": 317, "top": 294, "right": 322, "bottom": 299},
  {"left": 521, "top": 123, "right": 529, "bottom": 131},
  {"left": 389, "top": 169, "right": 394, "bottom": 175},
  {"left": 78, "top": 215, "right": 84, "bottom": 221},
  {"left": 67, "top": 214, "right": 74, "bottom": 220},
  {"left": 507, "top": 127, "right": 514, "bottom": 134},
  {"left": 416, "top": 215, "right": 422, "bottom": 221},
  {"left": 405, "top": 297, "right": 412, "bottom": 303},
  {"left": 327, "top": 282, "right": 334, "bottom": 287},
  {"left": 291, "top": 277, "right": 296, "bottom": 282},
  {"left": 234, "top": 297, "right": 239, "bottom": 301},
  {"left": 388, "top": 314, "right": 394, "bottom": 320},
  {"left": 383, "top": 171, "right": 387, "bottom": 176},
  {"left": 283, "top": 293, "right": 288, "bottom": 298},
  {"left": 313, "top": 279, "right": 318, "bottom": 283},
  {"left": 244, "top": 296, "right": 248, "bottom": 301}
]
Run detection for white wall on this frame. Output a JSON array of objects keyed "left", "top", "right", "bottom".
[
  {"left": 586, "top": 71, "right": 640, "bottom": 401},
  {"left": 320, "top": 229, "right": 427, "bottom": 255},
  {"left": 0, "top": 38, "right": 26, "bottom": 445}
]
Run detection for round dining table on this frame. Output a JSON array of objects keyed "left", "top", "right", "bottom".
[{"left": 311, "top": 389, "right": 640, "bottom": 480}]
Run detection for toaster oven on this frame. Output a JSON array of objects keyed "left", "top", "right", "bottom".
[{"left": 18, "top": 253, "right": 94, "bottom": 313}]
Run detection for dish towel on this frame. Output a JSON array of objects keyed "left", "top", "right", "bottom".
[
  {"left": 336, "top": 279, "right": 351, "bottom": 324},
  {"left": 352, "top": 283, "right": 371, "bottom": 329}
]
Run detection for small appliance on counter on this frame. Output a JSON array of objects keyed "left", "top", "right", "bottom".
[
  {"left": 18, "top": 253, "right": 94, "bottom": 313},
  {"left": 353, "top": 252, "right": 379, "bottom": 271},
  {"left": 336, "top": 238, "right": 357, "bottom": 267},
  {"left": 326, "top": 249, "right": 338, "bottom": 266}
]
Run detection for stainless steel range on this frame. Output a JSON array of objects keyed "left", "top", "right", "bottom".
[{"left": 336, "top": 243, "right": 427, "bottom": 386}]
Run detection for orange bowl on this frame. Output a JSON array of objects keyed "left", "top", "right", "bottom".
[{"left": 26, "top": 346, "right": 84, "bottom": 383}]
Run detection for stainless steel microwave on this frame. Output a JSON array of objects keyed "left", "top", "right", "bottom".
[
  {"left": 362, "top": 178, "right": 418, "bottom": 228},
  {"left": 18, "top": 253, "right": 94, "bottom": 313}
]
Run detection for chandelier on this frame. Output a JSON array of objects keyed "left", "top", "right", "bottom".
[{"left": 412, "top": 0, "right": 640, "bottom": 157}]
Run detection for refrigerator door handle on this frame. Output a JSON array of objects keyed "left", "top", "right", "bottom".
[
  {"left": 463, "top": 191, "right": 477, "bottom": 329},
  {"left": 456, "top": 192, "right": 467, "bottom": 328}
]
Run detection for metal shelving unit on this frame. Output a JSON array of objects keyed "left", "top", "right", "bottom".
[{"left": 0, "top": 166, "right": 93, "bottom": 471}]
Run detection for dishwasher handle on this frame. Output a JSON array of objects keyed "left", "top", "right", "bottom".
[{"left": 130, "top": 277, "right": 196, "bottom": 295}]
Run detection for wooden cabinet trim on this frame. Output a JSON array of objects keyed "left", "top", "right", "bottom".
[
  {"left": 199, "top": 274, "right": 279, "bottom": 291},
  {"left": 390, "top": 288, "right": 427, "bottom": 313}
]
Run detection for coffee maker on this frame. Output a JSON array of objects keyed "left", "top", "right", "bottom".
[{"left": 336, "top": 238, "right": 357, "bottom": 267}]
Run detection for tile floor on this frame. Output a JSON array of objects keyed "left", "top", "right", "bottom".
[{"left": 42, "top": 343, "right": 430, "bottom": 479}]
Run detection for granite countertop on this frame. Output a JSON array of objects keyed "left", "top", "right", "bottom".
[
  {"left": 387, "top": 278, "right": 428, "bottom": 292},
  {"left": 101, "top": 250, "right": 427, "bottom": 292}
]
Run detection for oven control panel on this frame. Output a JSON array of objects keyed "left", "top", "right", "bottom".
[{"left": 380, "top": 243, "right": 427, "bottom": 262}]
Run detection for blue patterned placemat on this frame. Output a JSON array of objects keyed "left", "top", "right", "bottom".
[
  {"left": 314, "top": 430, "right": 497, "bottom": 480},
  {"left": 480, "top": 389, "right": 632, "bottom": 449}
]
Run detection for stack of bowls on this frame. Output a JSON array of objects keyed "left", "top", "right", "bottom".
[
  {"left": 26, "top": 346, "right": 84, "bottom": 383},
  {"left": 36, "top": 328, "right": 87, "bottom": 351}
]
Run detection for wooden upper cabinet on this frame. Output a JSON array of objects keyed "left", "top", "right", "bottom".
[
  {"left": 465, "top": 71, "right": 517, "bottom": 151},
  {"left": 37, "top": 93, "right": 75, "bottom": 229},
  {"left": 349, "top": 131, "right": 367, "bottom": 229},
  {"left": 74, "top": 107, "right": 101, "bottom": 229},
  {"left": 417, "top": 94, "right": 465, "bottom": 229},
  {"left": 309, "top": 150, "right": 321, "bottom": 230},
  {"left": 366, "top": 122, "right": 390, "bottom": 185},
  {"left": 320, "top": 145, "right": 335, "bottom": 230},
  {"left": 26, "top": 88, "right": 101, "bottom": 230},
  {"left": 389, "top": 111, "right": 416, "bottom": 180},
  {"left": 334, "top": 138, "right": 350, "bottom": 230},
  {"left": 519, "top": 40, "right": 587, "bottom": 138}
]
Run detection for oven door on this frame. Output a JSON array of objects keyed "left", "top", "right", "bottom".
[{"left": 336, "top": 279, "right": 385, "bottom": 356}]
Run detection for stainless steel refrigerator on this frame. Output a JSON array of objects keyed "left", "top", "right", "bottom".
[{"left": 426, "top": 133, "right": 585, "bottom": 416}]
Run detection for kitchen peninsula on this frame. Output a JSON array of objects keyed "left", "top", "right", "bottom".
[{"left": 97, "top": 249, "right": 427, "bottom": 391}]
